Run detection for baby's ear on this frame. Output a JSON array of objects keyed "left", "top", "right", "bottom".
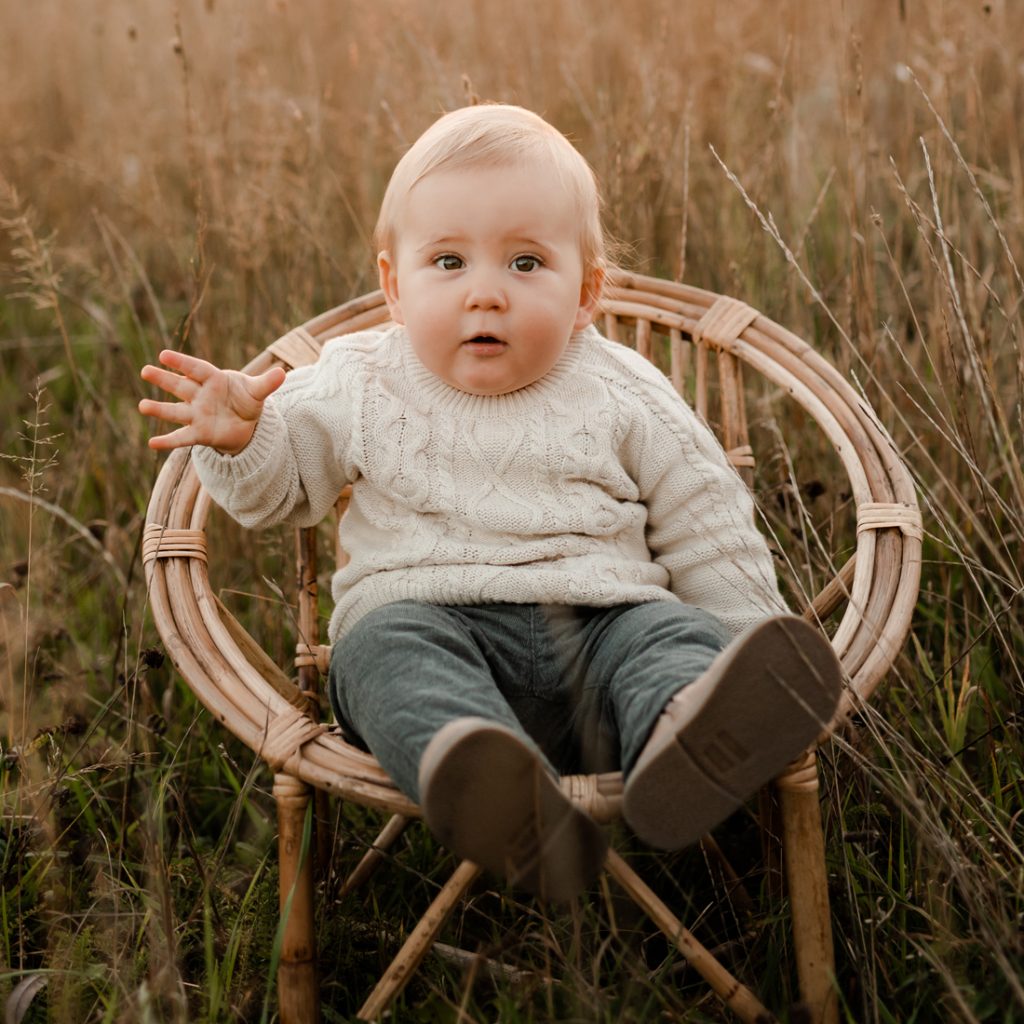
[
  {"left": 574, "top": 264, "right": 606, "bottom": 331},
  {"left": 377, "top": 251, "right": 405, "bottom": 325}
]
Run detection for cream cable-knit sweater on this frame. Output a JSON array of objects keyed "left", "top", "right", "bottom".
[{"left": 193, "top": 324, "right": 787, "bottom": 643}]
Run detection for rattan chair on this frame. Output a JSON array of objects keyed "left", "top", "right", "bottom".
[{"left": 142, "top": 269, "right": 921, "bottom": 1023}]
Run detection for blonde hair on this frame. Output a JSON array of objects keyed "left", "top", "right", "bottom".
[{"left": 374, "top": 104, "right": 606, "bottom": 272}]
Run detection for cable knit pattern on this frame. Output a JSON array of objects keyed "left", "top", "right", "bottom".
[{"left": 193, "top": 325, "right": 787, "bottom": 643}]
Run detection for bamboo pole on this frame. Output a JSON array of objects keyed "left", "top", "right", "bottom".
[
  {"left": 357, "top": 859, "right": 483, "bottom": 1022},
  {"left": 275, "top": 773, "right": 320, "bottom": 1024},
  {"left": 718, "top": 351, "right": 753, "bottom": 488},
  {"left": 295, "top": 526, "right": 331, "bottom": 879},
  {"left": 669, "top": 326, "right": 690, "bottom": 399},
  {"left": 696, "top": 343, "right": 709, "bottom": 422},
  {"left": 635, "top": 316, "right": 652, "bottom": 361},
  {"left": 604, "top": 850, "right": 776, "bottom": 1023},
  {"left": 776, "top": 752, "right": 838, "bottom": 1024},
  {"left": 339, "top": 814, "right": 412, "bottom": 899},
  {"left": 602, "top": 311, "right": 620, "bottom": 342}
]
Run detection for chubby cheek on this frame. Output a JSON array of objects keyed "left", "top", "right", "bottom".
[
  {"left": 407, "top": 323, "right": 457, "bottom": 379},
  {"left": 406, "top": 307, "right": 456, "bottom": 353}
]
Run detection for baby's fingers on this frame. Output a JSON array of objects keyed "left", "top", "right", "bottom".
[
  {"left": 155, "top": 348, "right": 221, "bottom": 382},
  {"left": 147, "top": 425, "right": 198, "bottom": 451},
  {"left": 247, "top": 365, "right": 287, "bottom": 402},
  {"left": 140, "top": 364, "right": 197, "bottom": 401},
  {"left": 138, "top": 398, "right": 192, "bottom": 425}
]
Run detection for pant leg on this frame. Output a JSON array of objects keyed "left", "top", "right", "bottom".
[
  {"left": 328, "top": 600, "right": 547, "bottom": 803},
  {"left": 572, "top": 601, "right": 731, "bottom": 776},
  {"left": 453, "top": 603, "right": 588, "bottom": 776}
]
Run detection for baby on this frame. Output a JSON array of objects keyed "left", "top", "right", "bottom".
[{"left": 139, "top": 104, "right": 841, "bottom": 902}]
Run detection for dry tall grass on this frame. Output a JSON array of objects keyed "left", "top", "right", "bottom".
[{"left": 1, "top": 1, "right": 1022, "bottom": 1021}]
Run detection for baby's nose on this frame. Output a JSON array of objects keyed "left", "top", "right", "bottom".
[{"left": 465, "top": 270, "right": 508, "bottom": 310}]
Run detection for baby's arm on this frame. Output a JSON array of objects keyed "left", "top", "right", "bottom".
[
  {"left": 618, "top": 361, "right": 788, "bottom": 637},
  {"left": 645, "top": 415, "right": 787, "bottom": 630},
  {"left": 142, "top": 340, "right": 362, "bottom": 532},
  {"left": 139, "top": 349, "right": 286, "bottom": 455}
]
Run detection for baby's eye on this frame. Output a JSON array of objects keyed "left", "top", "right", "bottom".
[
  {"left": 434, "top": 254, "right": 464, "bottom": 271},
  {"left": 511, "top": 255, "right": 542, "bottom": 273}
]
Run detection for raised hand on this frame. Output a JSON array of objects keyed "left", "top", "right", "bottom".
[{"left": 138, "top": 349, "right": 287, "bottom": 454}]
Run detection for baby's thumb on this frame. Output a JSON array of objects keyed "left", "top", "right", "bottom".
[{"left": 250, "top": 366, "right": 287, "bottom": 402}]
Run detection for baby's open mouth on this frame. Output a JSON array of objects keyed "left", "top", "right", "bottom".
[{"left": 463, "top": 335, "right": 507, "bottom": 349}]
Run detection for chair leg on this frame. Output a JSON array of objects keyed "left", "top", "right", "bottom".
[
  {"left": 340, "top": 814, "right": 412, "bottom": 899},
  {"left": 275, "top": 773, "right": 320, "bottom": 1024},
  {"left": 358, "top": 858, "right": 483, "bottom": 1022},
  {"left": 604, "top": 849, "right": 776, "bottom": 1023},
  {"left": 776, "top": 751, "right": 839, "bottom": 1024}
]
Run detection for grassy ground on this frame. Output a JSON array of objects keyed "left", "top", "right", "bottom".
[{"left": 1, "top": 0, "right": 1022, "bottom": 1020}]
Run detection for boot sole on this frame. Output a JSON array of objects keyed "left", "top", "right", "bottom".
[
  {"left": 419, "top": 719, "right": 607, "bottom": 902},
  {"left": 623, "top": 616, "right": 841, "bottom": 849}
]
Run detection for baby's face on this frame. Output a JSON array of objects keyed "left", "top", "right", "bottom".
[{"left": 378, "top": 162, "right": 602, "bottom": 395}]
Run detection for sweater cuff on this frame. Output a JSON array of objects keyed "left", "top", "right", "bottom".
[{"left": 191, "top": 403, "right": 286, "bottom": 487}]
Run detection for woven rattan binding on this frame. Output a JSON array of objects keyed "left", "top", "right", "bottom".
[
  {"left": 260, "top": 704, "right": 329, "bottom": 775},
  {"left": 267, "top": 326, "right": 322, "bottom": 369},
  {"left": 142, "top": 524, "right": 207, "bottom": 564},
  {"left": 693, "top": 296, "right": 758, "bottom": 350},
  {"left": 856, "top": 502, "right": 924, "bottom": 540}
]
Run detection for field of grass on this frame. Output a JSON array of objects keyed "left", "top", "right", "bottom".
[{"left": 1, "top": 0, "right": 1022, "bottom": 1020}]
